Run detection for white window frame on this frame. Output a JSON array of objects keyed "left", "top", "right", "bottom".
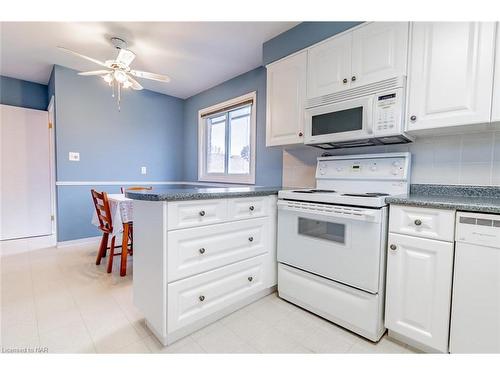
[{"left": 198, "top": 91, "right": 256, "bottom": 184}]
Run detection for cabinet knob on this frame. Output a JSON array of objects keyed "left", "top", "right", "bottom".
[
  {"left": 414, "top": 219, "right": 422, "bottom": 226},
  {"left": 199, "top": 295, "right": 205, "bottom": 302},
  {"left": 351, "top": 76, "right": 356, "bottom": 82},
  {"left": 248, "top": 236, "right": 254, "bottom": 242},
  {"left": 199, "top": 210, "right": 206, "bottom": 217},
  {"left": 342, "top": 78, "right": 348, "bottom": 84},
  {"left": 248, "top": 276, "right": 253, "bottom": 282},
  {"left": 410, "top": 115, "right": 417, "bottom": 121},
  {"left": 390, "top": 244, "right": 397, "bottom": 251},
  {"left": 199, "top": 247, "right": 206, "bottom": 254},
  {"left": 249, "top": 205, "right": 255, "bottom": 211},
  {"left": 298, "top": 131, "right": 303, "bottom": 137}
]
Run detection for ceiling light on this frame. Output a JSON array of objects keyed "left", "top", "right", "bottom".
[
  {"left": 103, "top": 73, "right": 113, "bottom": 83},
  {"left": 123, "top": 81, "right": 132, "bottom": 89},
  {"left": 114, "top": 70, "right": 127, "bottom": 83}
]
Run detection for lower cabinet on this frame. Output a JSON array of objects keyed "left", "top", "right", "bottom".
[
  {"left": 168, "top": 255, "right": 266, "bottom": 332},
  {"left": 385, "top": 232, "right": 454, "bottom": 353}
]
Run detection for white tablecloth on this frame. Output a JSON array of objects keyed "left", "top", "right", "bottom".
[{"left": 91, "top": 194, "right": 133, "bottom": 235}]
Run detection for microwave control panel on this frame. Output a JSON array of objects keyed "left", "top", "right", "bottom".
[{"left": 373, "top": 88, "right": 403, "bottom": 135}]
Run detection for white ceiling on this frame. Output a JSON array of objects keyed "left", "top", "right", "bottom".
[{"left": 0, "top": 22, "right": 298, "bottom": 99}]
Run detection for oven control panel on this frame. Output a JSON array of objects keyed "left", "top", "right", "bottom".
[
  {"left": 373, "top": 88, "right": 404, "bottom": 135},
  {"left": 317, "top": 155, "right": 409, "bottom": 180}
]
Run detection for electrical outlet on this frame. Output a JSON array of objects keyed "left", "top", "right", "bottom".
[
  {"left": 69, "top": 152, "right": 80, "bottom": 161},
  {"left": 141, "top": 166, "right": 147, "bottom": 175}
]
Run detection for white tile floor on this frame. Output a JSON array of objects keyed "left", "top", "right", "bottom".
[{"left": 1, "top": 241, "right": 420, "bottom": 354}]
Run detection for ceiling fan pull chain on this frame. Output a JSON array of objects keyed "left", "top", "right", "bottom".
[{"left": 118, "top": 83, "right": 121, "bottom": 111}]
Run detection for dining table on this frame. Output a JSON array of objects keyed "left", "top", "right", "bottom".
[{"left": 91, "top": 193, "right": 133, "bottom": 275}]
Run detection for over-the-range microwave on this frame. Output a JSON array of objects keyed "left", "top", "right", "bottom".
[{"left": 304, "top": 76, "right": 413, "bottom": 149}]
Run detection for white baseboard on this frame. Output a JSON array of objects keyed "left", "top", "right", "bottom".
[
  {"left": 56, "top": 235, "right": 102, "bottom": 248},
  {"left": 1, "top": 234, "right": 56, "bottom": 257}
]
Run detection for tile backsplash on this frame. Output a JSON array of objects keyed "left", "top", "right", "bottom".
[{"left": 282, "top": 131, "right": 500, "bottom": 188}]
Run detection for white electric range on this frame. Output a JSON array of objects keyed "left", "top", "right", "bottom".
[{"left": 277, "top": 152, "right": 411, "bottom": 342}]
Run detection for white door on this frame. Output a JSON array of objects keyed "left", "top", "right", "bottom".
[
  {"left": 407, "top": 22, "right": 496, "bottom": 131},
  {"left": 351, "top": 22, "right": 409, "bottom": 86},
  {"left": 307, "top": 32, "right": 352, "bottom": 99},
  {"left": 492, "top": 23, "right": 500, "bottom": 122},
  {"left": 385, "top": 233, "right": 454, "bottom": 353},
  {"left": 265, "top": 51, "right": 307, "bottom": 146},
  {"left": 0, "top": 104, "right": 52, "bottom": 240}
]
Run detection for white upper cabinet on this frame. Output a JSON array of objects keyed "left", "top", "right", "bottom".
[
  {"left": 407, "top": 22, "right": 496, "bottom": 131},
  {"left": 492, "top": 23, "right": 500, "bottom": 123},
  {"left": 307, "top": 22, "right": 409, "bottom": 100},
  {"left": 307, "top": 32, "right": 352, "bottom": 99},
  {"left": 266, "top": 51, "right": 307, "bottom": 146},
  {"left": 351, "top": 22, "right": 409, "bottom": 87}
]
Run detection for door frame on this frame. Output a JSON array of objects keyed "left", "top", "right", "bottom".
[{"left": 47, "top": 96, "right": 57, "bottom": 237}]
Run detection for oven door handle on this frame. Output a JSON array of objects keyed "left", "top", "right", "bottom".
[{"left": 277, "top": 202, "right": 380, "bottom": 223}]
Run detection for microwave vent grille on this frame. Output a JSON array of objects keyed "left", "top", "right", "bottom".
[{"left": 306, "top": 76, "right": 405, "bottom": 108}]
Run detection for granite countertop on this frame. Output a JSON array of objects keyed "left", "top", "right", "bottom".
[
  {"left": 125, "top": 184, "right": 281, "bottom": 201},
  {"left": 385, "top": 184, "right": 500, "bottom": 214}
]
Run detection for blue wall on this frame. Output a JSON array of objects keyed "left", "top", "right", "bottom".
[
  {"left": 0, "top": 75, "right": 49, "bottom": 110},
  {"left": 262, "top": 21, "right": 363, "bottom": 65},
  {"left": 53, "top": 65, "right": 185, "bottom": 241},
  {"left": 182, "top": 67, "right": 283, "bottom": 187}
]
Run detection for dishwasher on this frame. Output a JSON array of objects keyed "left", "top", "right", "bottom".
[{"left": 450, "top": 211, "right": 500, "bottom": 353}]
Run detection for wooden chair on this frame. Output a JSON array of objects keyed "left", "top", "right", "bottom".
[
  {"left": 120, "top": 186, "right": 153, "bottom": 194},
  {"left": 91, "top": 189, "right": 132, "bottom": 276}
]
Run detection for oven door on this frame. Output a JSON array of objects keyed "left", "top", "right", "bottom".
[
  {"left": 277, "top": 200, "right": 385, "bottom": 294},
  {"left": 305, "top": 95, "right": 374, "bottom": 145}
]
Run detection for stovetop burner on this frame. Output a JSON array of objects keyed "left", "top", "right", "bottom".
[{"left": 342, "top": 192, "right": 390, "bottom": 197}]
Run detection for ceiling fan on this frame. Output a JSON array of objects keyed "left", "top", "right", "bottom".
[{"left": 58, "top": 37, "right": 170, "bottom": 110}]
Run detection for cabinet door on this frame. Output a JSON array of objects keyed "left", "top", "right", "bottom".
[
  {"left": 351, "top": 22, "right": 409, "bottom": 86},
  {"left": 266, "top": 51, "right": 307, "bottom": 146},
  {"left": 307, "top": 33, "right": 352, "bottom": 99},
  {"left": 492, "top": 23, "right": 500, "bottom": 122},
  {"left": 407, "top": 22, "right": 496, "bottom": 131},
  {"left": 385, "top": 233, "right": 454, "bottom": 353}
]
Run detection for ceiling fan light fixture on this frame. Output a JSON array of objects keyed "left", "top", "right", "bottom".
[
  {"left": 103, "top": 73, "right": 113, "bottom": 83},
  {"left": 113, "top": 70, "right": 128, "bottom": 83},
  {"left": 122, "top": 80, "right": 132, "bottom": 89}
]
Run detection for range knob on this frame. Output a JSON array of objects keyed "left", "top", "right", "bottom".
[{"left": 370, "top": 165, "right": 377, "bottom": 172}]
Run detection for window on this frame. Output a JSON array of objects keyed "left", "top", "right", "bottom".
[{"left": 198, "top": 92, "right": 256, "bottom": 184}]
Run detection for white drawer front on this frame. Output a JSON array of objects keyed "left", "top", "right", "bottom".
[
  {"left": 167, "top": 255, "right": 266, "bottom": 332},
  {"left": 389, "top": 205, "right": 455, "bottom": 242},
  {"left": 227, "top": 196, "right": 268, "bottom": 220},
  {"left": 167, "top": 217, "right": 269, "bottom": 282},
  {"left": 167, "top": 199, "right": 228, "bottom": 230}
]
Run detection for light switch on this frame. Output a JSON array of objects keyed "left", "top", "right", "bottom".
[
  {"left": 69, "top": 152, "right": 80, "bottom": 161},
  {"left": 141, "top": 166, "right": 147, "bottom": 175}
]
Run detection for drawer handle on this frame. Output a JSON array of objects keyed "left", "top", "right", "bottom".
[
  {"left": 249, "top": 205, "right": 255, "bottom": 211},
  {"left": 390, "top": 244, "right": 397, "bottom": 251},
  {"left": 414, "top": 219, "right": 422, "bottom": 226},
  {"left": 199, "top": 248, "right": 206, "bottom": 254},
  {"left": 199, "top": 210, "right": 206, "bottom": 217},
  {"left": 248, "top": 236, "right": 254, "bottom": 242},
  {"left": 248, "top": 276, "right": 253, "bottom": 282},
  {"left": 199, "top": 295, "right": 205, "bottom": 302}
]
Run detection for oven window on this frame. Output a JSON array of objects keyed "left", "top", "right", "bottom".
[
  {"left": 298, "top": 217, "right": 345, "bottom": 244},
  {"left": 311, "top": 107, "right": 363, "bottom": 136}
]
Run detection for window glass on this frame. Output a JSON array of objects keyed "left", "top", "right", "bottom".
[
  {"left": 206, "top": 116, "right": 226, "bottom": 173},
  {"left": 298, "top": 217, "right": 345, "bottom": 244},
  {"left": 228, "top": 107, "right": 250, "bottom": 174}
]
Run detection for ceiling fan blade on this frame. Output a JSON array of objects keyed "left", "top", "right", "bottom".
[
  {"left": 127, "top": 76, "right": 143, "bottom": 90},
  {"left": 130, "top": 70, "right": 171, "bottom": 82},
  {"left": 78, "top": 70, "right": 112, "bottom": 76},
  {"left": 116, "top": 49, "right": 136, "bottom": 66},
  {"left": 57, "top": 46, "right": 108, "bottom": 67}
]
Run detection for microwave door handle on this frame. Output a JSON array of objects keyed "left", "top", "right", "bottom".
[{"left": 364, "top": 98, "right": 374, "bottom": 134}]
